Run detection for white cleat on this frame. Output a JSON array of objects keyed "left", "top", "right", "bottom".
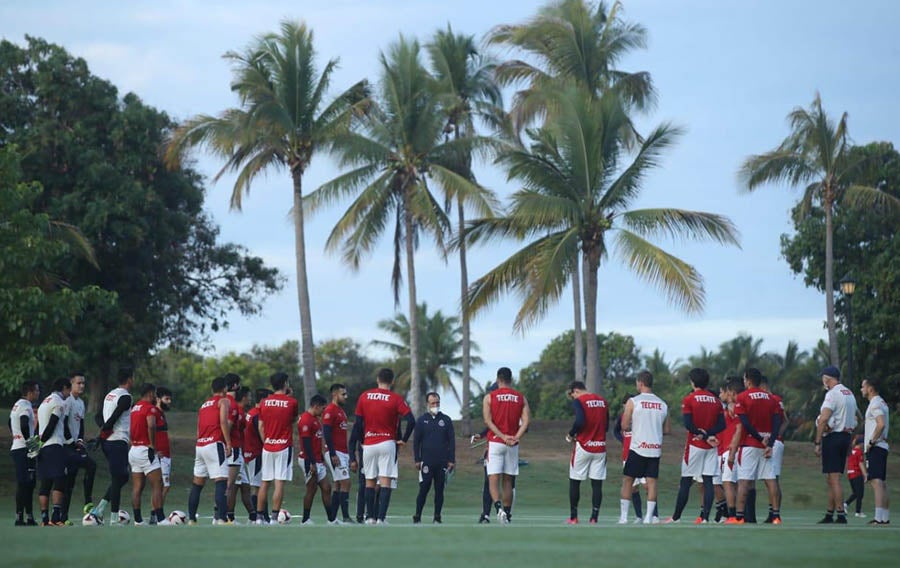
[
  {"left": 632, "top": 518, "right": 643, "bottom": 524},
  {"left": 497, "top": 509, "right": 509, "bottom": 524},
  {"left": 327, "top": 519, "right": 342, "bottom": 525},
  {"left": 302, "top": 519, "right": 315, "bottom": 525},
  {"left": 365, "top": 518, "right": 377, "bottom": 525},
  {"left": 617, "top": 519, "right": 628, "bottom": 525},
  {"left": 649, "top": 517, "right": 660, "bottom": 524},
  {"left": 157, "top": 519, "right": 172, "bottom": 526},
  {"left": 375, "top": 519, "right": 388, "bottom": 525}
]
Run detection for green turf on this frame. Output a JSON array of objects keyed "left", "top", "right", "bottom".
[{"left": 1, "top": 416, "right": 898, "bottom": 566}]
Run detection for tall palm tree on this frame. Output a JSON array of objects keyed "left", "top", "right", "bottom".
[
  {"left": 164, "top": 21, "right": 368, "bottom": 406},
  {"left": 466, "top": 88, "right": 739, "bottom": 393},
  {"left": 739, "top": 93, "right": 900, "bottom": 366},
  {"left": 307, "top": 36, "right": 491, "bottom": 416},
  {"left": 426, "top": 25, "right": 501, "bottom": 431},
  {"left": 372, "top": 303, "right": 483, "bottom": 404}
]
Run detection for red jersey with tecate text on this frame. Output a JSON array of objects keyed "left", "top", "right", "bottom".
[
  {"left": 355, "top": 388, "right": 411, "bottom": 446},
  {"left": 682, "top": 390, "right": 724, "bottom": 450},
  {"left": 259, "top": 393, "right": 298, "bottom": 452},
  {"left": 298, "top": 411, "right": 324, "bottom": 462},
  {"left": 242, "top": 407, "right": 263, "bottom": 461},
  {"left": 488, "top": 387, "right": 525, "bottom": 442},
  {"left": 227, "top": 394, "right": 244, "bottom": 449},
  {"left": 734, "top": 388, "right": 777, "bottom": 449},
  {"left": 197, "top": 395, "right": 225, "bottom": 447},
  {"left": 574, "top": 393, "right": 608, "bottom": 453},
  {"left": 130, "top": 401, "right": 161, "bottom": 447},
  {"left": 719, "top": 405, "right": 739, "bottom": 456},
  {"left": 321, "top": 403, "right": 349, "bottom": 454},
  {"left": 155, "top": 410, "right": 170, "bottom": 457},
  {"left": 847, "top": 446, "right": 864, "bottom": 479}
]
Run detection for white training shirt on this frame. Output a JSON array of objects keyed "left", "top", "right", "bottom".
[
  {"left": 630, "top": 392, "right": 668, "bottom": 458},
  {"left": 102, "top": 387, "right": 131, "bottom": 443},
  {"left": 65, "top": 396, "right": 86, "bottom": 444},
  {"left": 820, "top": 382, "right": 858, "bottom": 434},
  {"left": 37, "top": 392, "right": 68, "bottom": 447},
  {"left": 864, "top": 395, "right": 890, "bottom": 451},
  {"left": 10, "top": 398, "right": 36, "bottom": 451}
]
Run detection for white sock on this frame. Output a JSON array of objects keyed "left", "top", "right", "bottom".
[
  {"left": 620, "top": 499, "right": 629, "bottom": 521},
  {"left": 645, "top": 501, "right": 657, "bottom": 522},
  {"left": 885, "top": 509, "right": 890, "bottom": 522},
  {"left": 95, "top": 499, "right": 109, "bottom": 516},
  {"left": 875, "top": 507, "right": 883, "bottom": 522}
]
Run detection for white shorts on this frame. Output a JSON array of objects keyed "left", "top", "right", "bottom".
[
  {"left": 160, "top": 456, "right": 172, "bottom": 487},
  {"left": 681, "top": 445, "right": 719, "bottom": 478},
  {"left": 767, "top": 440, "right": 784, "bottom": 478},
  {"left": 326, "top": 450, "right": 351, "bottom": 482},
  {"left": 193, "top": 442, "right": 226, "bottom": 479},
  {"left": 245, "top": 456, "right": 263, "bottom": 487},
  {"left": 227, "top": 447, "right": 242, "bottom": 467},
  {"left": 261, "top": 448, "right": 293, "bottom": 482},
  {"left": 362, "top": 441, "right": 398, "bottom": 480},
  {"left": 737, "top": 446, "right": 774, "bottom": 481},
  {"left": 128, "top": 446, "right": 161, "bottom": 475},
  {"left": 486, "top": 441, "right": 519, "bottom": 476},
  {"left": 299, "top": 459, "right": 328, "bottom": 484},
  {"left": 569, "top": 445, "right": 607, "bottom": 481}
]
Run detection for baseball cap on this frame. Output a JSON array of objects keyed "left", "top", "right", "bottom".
[{"left": 821, "top": 366, "right": 841, "bottom": 379}]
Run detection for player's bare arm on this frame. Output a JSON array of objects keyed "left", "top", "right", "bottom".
[
  {"left": 219, "top": 397, "right": 232, "bottom": 455},
  {"left": 513, "top": 399, "right": 531, "bottom": 444},
  {"left": 814, "top": 407, "right": 833, "bottom": 456},
  {"left": 663, "top": 415, "right": 671, "bottom": 435},
  {"left": 147, "top": 413, "right": 156, "bottom": 454},
  {"left": 621, "top": 398, "right": 634, "bottom": 432},
  {"left": 482, "top": 395, "right": 508, "bottom": 443},
  {"left": 728, "top": 423, "right": 742, "bottom": 466}
]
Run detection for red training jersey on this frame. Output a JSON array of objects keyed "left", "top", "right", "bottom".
[
  {"left": 242, "top": 407, "right": 263, "bottom": 461},
  {"left": 847, "top": 447, "right": 864, "bottom": 479},
  {"left": 682, "top": 390, "right": 724, "bottom": 450},
  {"left": 259, "top": 393, "right": 298, "bottom": 452},
  {"left": 196, "top": 394, "right": 225, "bottom": 447},
  {"left": 719, "top": 405, "right": 739, "bottom": 456},
  {"left": 487, "top": 387, "right": 525, "bottom": 442},
  {"left": 298, "top": 411, "right": 324, "bottom": 462},
  {"left": 155, "top": 409, "right": 170, "bottom": 457},
  {"left": 355, "top": 388, "right": 411, "bottom": 446},
  {"left": 321, "top": 403, "right": 349, "bottom": 454},
  {"left": 130, "top": 401, "right": 161, "bottom": 447},
  {"left": 770, "top": 393, "right": 785, "bottom": 441},
  {"left": 622, "top": 430, "right": 632, "bottom": 462},
  {"left": 734, "top": 388, "right": 777, "bottom": 449},
  {"left": 227, "top": 394, "right": 244, "bottom": 449},
  {"left": 574, "top": 393, "right": 608, "bottom": 453}
]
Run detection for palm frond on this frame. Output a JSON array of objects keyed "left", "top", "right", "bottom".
[{"left": 620, "top": 208, "right": 740, "bottom": 247}]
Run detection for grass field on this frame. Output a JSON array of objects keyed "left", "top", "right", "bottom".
[{"left": 2, "top": 413, "right": 899, "bottom": 567}]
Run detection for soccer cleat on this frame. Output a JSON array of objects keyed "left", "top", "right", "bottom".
[
  {"left": 835, "top": 516, "right": 848, "bottom": 524},
  {"left": 133, "top": 521, "right": 146, "bottom": 527},
  {"left": 83, "top": 503, "right": 94, "bottom": 516},
  {"left": 342, "top": 517, "right": 356, "bottom": 524},
  {"left": 649, "top": 516, "right": 660, "bottom": 524},
  {"left": 497, "top": 509, "right": 509, "bottom": 524},
  {"left": 632, "top": 517, "right": 643, "bottom": 524},
  {"left": 301, "top": 519, "right": 315, "bottom": 526},
  {"left": 617, "top": 519, "right": 628, "bottom": 524},
  {"left": 412, "top": 516, "right": 421, "bottom": 524},
  {"left": 817, "top": 515, "right": 834, "bottom": 524},
  {"left": 433, "top": 516, "right": 442, "bottom": 524},
  {"left": 855, "top": 513, "right": 866, "bottom": 518},
  {"left": 187, "top": 520, "right": 198, "bottom": 526},
  {"left": 356, "top": 516, "right": 364, "bottom": 524},
  {"left": 15, "top": 520, "right": 25, "bottom": 527},
  {"left": 772, "top": 517, "right": 782, "bottom": 525},
  {"left": 327, "top": 519, "right": 342, "bottom": 525},
  {"left": 375, "top": 519, "right": 388, "bottom": 525},
  {"left": 589, "top": 517, "right": 598, "bottom": 524},
  {"left": 566, "top": 518, "right": 578, "bottom": 525},
  {"left": 157, "top": 519, "right": 172, "bottom": 526},
  {"left": 724, "top": 517, "right": 744, "bottom": 525},
  {"left": 763, "top": 514, "right": 774, "bottom": 524},
  {"left": 62, "top": 520, "right": 74, "bottom": 526},
  {"left": 478, "top": 514, "right": 490, "bottom": 524},
  {"left": 365, "top": 518, "right": 377, "bottom": 525},
  {"left": 25, "top": 518, "right": 38, "bottom": 526},
  {"left": 661, "top": 517, "right": 680, "bottom": 524},
  {"left": 694, "top": 517, "right": 707, "bottom": 525}
]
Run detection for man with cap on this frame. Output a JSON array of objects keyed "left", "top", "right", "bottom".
[{"left": 814, "top": 366, "right": 858, "bottom": 524}]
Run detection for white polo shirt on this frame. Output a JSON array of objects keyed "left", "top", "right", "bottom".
[
  {"left": 820, "top": 382, "right": 857, "bottom": 434},
  {"left": 864, "top": 395, "right": 890, "bottom": 451}
]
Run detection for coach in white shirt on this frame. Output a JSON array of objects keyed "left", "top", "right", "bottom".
[
  {"left": 861, "top": 377, "right": 890, "bottom": 525},
  {"left": 814, "top": 366, "right": 858, "bottom": 524}
]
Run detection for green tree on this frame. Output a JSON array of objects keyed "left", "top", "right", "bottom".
[
  {"left": 314, "top": 337, "right": 382, "bottom": 415},
  {"left": 466, "top": 88, "right": 739, "bottom": 394},
  {"left": 165, "top": 21, "right": 368, "bottom": 407},
  {"left": 308, "top": 36, "right": 489, "bottom": 416},
  {"left": 739, "top": 94, "right": 900, "bottom": 367}
]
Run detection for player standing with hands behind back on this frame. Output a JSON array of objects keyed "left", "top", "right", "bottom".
[
  {"left": 257, "top": 373, "right": 299, "bottom": 524},
  {"left": 484, "top": 367, "right": 530, "bottom": 525},
  {"left": 814, "top": 366, "right": 857, "bottom": 524}
]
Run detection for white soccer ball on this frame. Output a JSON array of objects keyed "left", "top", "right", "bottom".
[
  {"left": 82, "top": 513, "right": 101, "bottom": 526},
  {"left": 167, "top": 510, "right": 187, "bottom": 525},
  {"left": 277, "top": 509, "right": 292, "bottom": 525},
  {"left": 117, "top": 510, "right": 131, "bottom": 525}
]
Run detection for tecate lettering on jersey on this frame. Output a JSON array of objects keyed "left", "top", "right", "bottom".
[
  {"left": 495, "top": 394, "right": 519, "bottom": 402},
  {"left": 583, "top": 440, "right": 606, "bottom": 447},
  {"left": 200, "top": 400, "right": 216, "bottom": 409},
  {"left": 694, "top": 395, "right": 718, "bottom": 403},
  {"left": 640, "top": 401, "right": 663, "bottom": 410},
  {"left": 366, "top": 393, "right": 391, "bottom": 401},
  {"left": 265, "top": 438, "right": 289, "bottom": 445},
  {"left": 637, "top": 441, "right": 662, "bottom": 449},
  {"left": 264, "top": 400, "right": 290, "bottom": 408},
  {"left": 197, "top": 437, "right": 216, "bottom": 444},
  {"left": 584, "top": 400, "right": 606, "bottom": 408},
  {"left": 748, "top": 392, "right": 770, "bottom": 400}
]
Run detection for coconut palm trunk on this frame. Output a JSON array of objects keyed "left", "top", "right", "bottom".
[
  {"left": 572, "top": 256, "right": 584, "bottom": 382},
  {"left": 823, "top": 190, "right": 839, "bottom": 366},
  {"left": 457, "top": 194, "right": 473, "bottom": 432},
  {"left": 292, "top": 170, "right": 317, "bottom": 406},
  {"left": 583, "top": 247, "right": 601, "bottom": 393},
  {"left": 405, "top": 203, "right": 423, "bottom": 417}
]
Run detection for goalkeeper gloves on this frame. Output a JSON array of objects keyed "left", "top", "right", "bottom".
[{"left": 25, "top": 436, "right": 43, "bottom": 459}]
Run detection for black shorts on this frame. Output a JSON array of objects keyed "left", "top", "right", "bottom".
[
  {"left": 822, "top": 432, "right": 852, "bottom": 474},
  {"left": 102, "top": 439, "right": 130, "bottom": 477},
  {"left": 65, "top": 444, "right": 93, "bottom": 469},
  {"left": 867, "top": 446, "right": 888, "bottom": 481},
  {"left": 37, "top": 444, "right": 67, "bottom": 480},
  {"left": 623, "top": 450, "right": 660, "bottom": 479},
  {"left": 10, "top": 448, "right": 36, "bottom": 485}
]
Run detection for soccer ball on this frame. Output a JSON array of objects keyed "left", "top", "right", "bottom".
[
  {"left": 82, "top": 512, "right": 102, "bottom": 526},
  {"left": 167, "top": 510, "right": 187, "bottom": 525},
  {"left": 116, "top": 510, "right": 131, "bottom": 525},
  {"left": 277, "top": 509, "right": 292, "bottom": 525}
]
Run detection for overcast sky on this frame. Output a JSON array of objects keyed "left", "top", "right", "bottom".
[{"left": 3, "top": 1, "right": 898, "bottom": 413}]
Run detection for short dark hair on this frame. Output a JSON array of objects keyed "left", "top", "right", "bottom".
[
  {"left": 70, "top": 370, "right": 85, "bottom": 379},
  {"left": 376, "top": 368, "right": 395, "bottom": 384},
  {"left": 117, "top": 366, "right": 134, "bottom": 385},
  {"left": 224, "top": 373, "right": 241, "bottom": 391},
  {"left": 330, "top": 383, "right": 346, "bottom": 393},
  {"left": 140, "top": 383, "right": 156, "bottom": 397},
  {"left": 724, "top": 376, "right": 744, "bottom": 394},
  {"left": 211, "top": 376, "right": 227, "bottom": 393},
  {"left": 636, "top": 370, "right": 653, "bottom": 388},
  {"left": 425, "top": 391, "right": 440, "bottom": 402},
  {"left": 496, "top": 367, "right": 513, "bottom": 384},
  {"left": 20, "top": 380, "right": 39, "bottom": 397},
  {"left": 52, "top": 377, "right": 72, "bottom": 393},
  {"left": 256, "top": 388, "right": 273, "bottom": 402},
  {"left": 236, "top": 386, "right": 251, "bottom": 403},
  {"left": 688, "top": 368, "right": 710, "bottom": 390},
  {"left": 568, "top": 380, "right": 586, "bottom": 393},
  {"left": 270, "top": 372, "right": 288, "bottom": 391},
  {"left": 310, "top": 394, "right": 327, "bottom": 407},
  {"left": 156, "top": 386, "right": 172, "bottom": 398},
  {"left": 744, "top": 368, "right": 763, "bottom": 387},
  {"left": 862, "top": 377, "right": 880, "bottom": 393}
]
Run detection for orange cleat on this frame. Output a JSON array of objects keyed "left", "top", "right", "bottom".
[
  {"left": 724, "top": 517, "right": 744, "bottom": 525},
  {"left": 694, "top": 517, "right": 708, "bottom": 525},
  {"left": 772, "top": 517, "right": 782, "bottom": 525}
]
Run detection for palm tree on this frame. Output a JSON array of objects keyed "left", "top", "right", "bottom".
[
  {"left": 715, "top": 333, "right": 764, "bottom": 378},
  {"left": 164, "top": 21, "right": 368, "bottom": 406},
  {"left": 307, "top": 36, "right": 490, "bottom": 416},
  {"left": 372, "top": 303, "right": 483, "bottom": 404},
  {"left": 426, "top": 25, "right": 501, "bottom": 431},
  {"left": 466, "top": 88, "right": 739, "bottom": 393},
  {"left": 740, "top": 93, "right": 900, "bottom": 366}
]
